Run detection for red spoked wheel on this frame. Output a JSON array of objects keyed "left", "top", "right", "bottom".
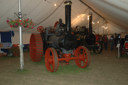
[
  {"left": 74, "top": 46, "right": 90, "bottom": 68},
  {"left": 45, "top": 48, "right": 59, "bottom": 72},
  {"left": 29, "top": 33, "right": 43, "bottom": 62}
]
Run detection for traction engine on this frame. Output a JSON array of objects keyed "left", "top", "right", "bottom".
[
  {"left": 74, "top": 13, "right": 103, "bottom": 54},
  {"left": 29, "top": 0, "right": 90, "bottom": 72}
]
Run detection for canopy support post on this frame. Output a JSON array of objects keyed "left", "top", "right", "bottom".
[{"left": 18, "top": 0, "right": 24, "bottom": 70}]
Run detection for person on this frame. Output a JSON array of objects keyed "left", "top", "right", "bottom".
[
  {"left": 110, "top": 35, "right": 114, "bottom": 50},
  {"left": 124, "top": 35, "right": 128, "bottom": 50},
  {"left": 102, "top": 35, "right": 108, "bottom": 50},
  {"left": 114, "top": 33, "right": 118, "bottom": 46}
]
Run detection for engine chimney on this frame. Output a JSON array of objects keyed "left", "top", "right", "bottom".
[
  {"left": 64, "top": 0, "right": 72, "bottom": 33},
  {"left": 89, "top": 13, "right": 92, "bottom": 34}
]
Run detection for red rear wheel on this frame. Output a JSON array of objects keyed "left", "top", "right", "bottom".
[
  {"left": 45, "top": 48, "right": 59, "bottom": 72},
  {"left": 74, "top": 46, "right": 90, "bottom": 68},
  {"left": 29, "top": 33, "right": 43, "bottom": 62}
]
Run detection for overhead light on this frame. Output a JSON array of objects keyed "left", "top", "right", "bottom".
[
  {"left": 77, "top": 16, "right": 80, "bottom": 18},
  {"left": 87, "top": 15, "right": 89, "bottom": 20},
  {"left": 97, "top": 21, "right": 100, "bottom": 23},
  {"left": 102, "top": 26, "right": 108, "bottom": 29},
  {"left": 81, "top": 14, "right": 86, "bottom": 17},
  {"left": 92, "top": 22, "right": 95, "bottom": 24},
  {"left": 54, "top": 3, "right": 57, "bottom": 6},
  {"left": 104, "top": 27, "right": 108, "bottom": 29}
]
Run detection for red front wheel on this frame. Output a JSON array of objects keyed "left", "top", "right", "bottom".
[
  {"left": 45, "top": 48, "right": 59, "bottom": 72},
  {"left": 74, "top": 46, "right": 90, "bottom": 68}
]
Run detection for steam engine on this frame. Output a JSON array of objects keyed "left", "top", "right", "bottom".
[
  {"left": 29, "top": 0, "right": 90, "bottom": 72},
  {"left": 42, "top": 18, "right": 77, "bottom": 53},
  {"left": 74, "top": 13, "right": 102, "bottom": 54}
]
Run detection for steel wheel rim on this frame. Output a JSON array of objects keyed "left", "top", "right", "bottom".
[
  {"left": 45, "top": 48, "right": 59, "bottom": 72},
  {"left": 75, "top": 46, "right": 89, "bottom": 68}
]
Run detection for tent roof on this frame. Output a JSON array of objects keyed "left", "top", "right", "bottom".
[{"left": 0, "top": 0, "right": 128, "bottom": 34}]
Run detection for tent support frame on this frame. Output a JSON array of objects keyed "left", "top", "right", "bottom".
[{"left": 18, "top": 0, "right": 24, "bottom": 70}]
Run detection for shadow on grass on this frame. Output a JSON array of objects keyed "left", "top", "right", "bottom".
[
  {"left": 29, "top": 57, "right": 91, "bottom": 75},
  {"left": 47, "top": 62, "right": 91, "bottom": 75}
]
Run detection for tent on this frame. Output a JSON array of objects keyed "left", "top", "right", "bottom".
[{"left": 0, "top": 0, "right": 128, "bottom": 44}]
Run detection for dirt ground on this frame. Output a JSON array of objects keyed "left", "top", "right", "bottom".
[{"left": 0, "top": 47, "right": 128, "bottom": 85}]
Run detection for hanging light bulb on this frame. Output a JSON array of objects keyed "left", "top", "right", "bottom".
[{"left": 54, "top": 3, "right": 57, "bottom": 6}]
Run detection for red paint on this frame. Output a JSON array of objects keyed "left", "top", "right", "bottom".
[{"left": 29, "top": 33, "right": 43, "bottom": 62}]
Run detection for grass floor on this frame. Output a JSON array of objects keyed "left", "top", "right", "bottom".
[{"left": 0, "top": 49, "right": 128, "bottom": 85}]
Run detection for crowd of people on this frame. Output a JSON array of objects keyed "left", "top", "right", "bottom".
[{"left": 99, "top": 33, "right": 122, "bottom": 51}]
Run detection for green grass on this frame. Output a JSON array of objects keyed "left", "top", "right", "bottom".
[
  {"left": 121, "top": 54, "right": 128, "bottom": 58},
  {"left": 29, "top": 57, "right": 91, "bottom": 75},
  {"left": 33, "top": 59, "right": 44, "bottom": 64},
  {"left": 16, "top": 69, "right": 29, "bottom": 74},
  {"left": 0, "top": 56, "right": 18, "bottom": 60},
  {"left": 57, "top": 65, "right": 90, "bottom": 74},
  {"left": 29, "top": 57, "right": 45, "bottom": 65},
  {"left": 48, "top": 61, "right": 91, "bottom": 75},
  {"left": 116, "top": 54, "right": 128, "bottom": 59},
  {"left": 90, "top": 52, "right": 100, "bottom": 55}
]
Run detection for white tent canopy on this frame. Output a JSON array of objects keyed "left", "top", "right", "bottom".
[{"left": 0, "top": 0, "right": 128, "bottom": 36}]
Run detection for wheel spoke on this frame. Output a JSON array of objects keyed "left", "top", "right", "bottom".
[
  {"left": 75, "top": 46, "right": 89, "bottom": 68},
  {"left": 45, "top": 48, "right": 59, "bottom": 72}
]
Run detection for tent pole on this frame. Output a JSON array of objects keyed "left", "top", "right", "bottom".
[{"left": 18, "top": 0, "right": 24, "bottom": 70}]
